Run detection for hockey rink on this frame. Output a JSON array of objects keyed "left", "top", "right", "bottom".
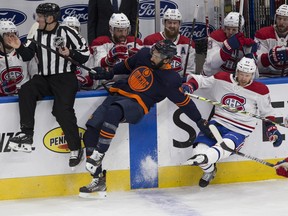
[{"left": 0, "top": 179, "right": 287, "bottom": 216}]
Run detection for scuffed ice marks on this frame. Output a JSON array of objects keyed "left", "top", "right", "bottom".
[{"left": 135, "top": 155, "right": 158, "bottom": 184}]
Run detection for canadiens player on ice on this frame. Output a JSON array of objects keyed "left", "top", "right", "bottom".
[
  {"left": 254, "top": 4, "right": 288, "bottom": 77},
  {"left": 144, "top": 8, "right": 195, "bottom": 75},
  {"left": 78, "top": 39, "right": 213, "bottom": 197},
  {"left": 182, "top": 56, "right": 283, "bottom": 187},
  {"left": 202, "top": 12, "right": 257, "bottom": 77}
]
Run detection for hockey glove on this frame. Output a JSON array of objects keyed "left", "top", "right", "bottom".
[
  {"left": 89, "top": 67, "right": 114, "bottom": 80},
  {"left": 105, "top": 44, "right": 128, "bottom": 66},
  {"left": 196, "top": 119, "right": 214, "bottom": 139},
  {"left": 181, "top": 82, "right": 194, "bottom": 94},
  {"left": 0, "top": 80, "right": 17, "bottom": 96},
  {"left": 243, "top": 38, "right": 258, "bottom": 59},
  {"left": 275, "top": 158, "right": 288, "bottom": 177},
  {"left": 128, "top": 47, "right": 139, "bottom": 57},
  {"left": 268, "top": 46, "right": 288, "bottom": 65},
  {"left": 266, "top": 125, "right": 283, "bottom": 147},
  {"left": 221, "top": 33, "right": 245, "bottom": 54}
]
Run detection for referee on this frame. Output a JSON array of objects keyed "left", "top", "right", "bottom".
[{"left": 6, "top": 3, "right": 90, "bottom": 168}]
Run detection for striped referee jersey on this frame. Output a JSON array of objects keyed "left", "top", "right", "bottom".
[{"left": 17, "top": 23, "right": 90, "bottom": 76}]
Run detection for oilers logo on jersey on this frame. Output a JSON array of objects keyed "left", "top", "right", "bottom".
[{"left": 128, "top": 66, "right": 153, "bottom": 92}]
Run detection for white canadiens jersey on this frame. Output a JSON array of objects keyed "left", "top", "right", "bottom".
[
  {"left": 189, "top": 72, "right": 275, "bottom": 136},
  {"left": 90, "top": 35, "right": 143, "bottom": 67},
  {"left": 0, "top": 50, "right": 35, "bottom": 95},
  {"left": 143, "top": 32, "right": 195, "bottom": 75},
  {"left": 203, "top": 29, "right": 244, "bottom": 76},
  {"left": 254, "top": 25, "right": 288, "bottom": 77}
]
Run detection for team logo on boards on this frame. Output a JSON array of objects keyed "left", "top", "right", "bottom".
[
  {"left": 221, "top": 94, "right": 246, "bottom": 112},
  {"left": 181, "top": 22, "right": 215, "bottom": 40},
  {"left": 60, "top": 4, "right": 88, "bottom": 24},
  {"left": 43, "top": 127, "right": 85, "bottom": 153},
  {"left": 139, "top": 0, "right": 177, "bottom": 19},
  {"left": 128, "top": 66, "right": 153, "bottom": 92},
  {"left": 0, "top": 9, "right": 27, "bottom": 26}
]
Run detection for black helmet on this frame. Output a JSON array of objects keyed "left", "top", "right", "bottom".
[
  {"left": 36, "top": 3, "right": 60, "bottom": 20},
  {"left": 153, "top": 39, "right": 177, "bottom": 59}
]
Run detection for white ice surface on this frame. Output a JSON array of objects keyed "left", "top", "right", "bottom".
[{"left": 1, "top": 179, "right": 288, "bottom": 216}]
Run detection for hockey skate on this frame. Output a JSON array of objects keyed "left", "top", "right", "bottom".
[
  {"left": 85, "top": 150, "right": 105, "bottom": 174},
  {"left": 184, "top": 154, "right": 208, "bottom": 166},
  {"left": 8, "top": 133, "right": 33, "bottom": 153},
  {"left": 79, "top": 170, "right": 107, "bottom": 198},
  {"left": 69, "top": 148, "right": 84, "bottom": 169},
  {"left": 199, "top": 165, "right": 217, "bottom": 188}
]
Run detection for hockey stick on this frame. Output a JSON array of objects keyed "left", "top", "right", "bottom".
[
  {"left": 28, "top": 38, "right": 96, "bottom": 74},
  {"left": 234, "top": 0, "right": 244, "bottom": 64},
  {"left": 186, "top": 93, "right": 288, "bottom": 128},
  {"left": 183, "top": 4, "right": 199, "bottom": 77},
  {"left": 209, "top": 124, "right": 275, "bottom": 167},
  {"left": 134, "top": 0, "right": 139, "bottom": 48},
  {"left": 204, "top": 0, "right": 210, "bottom": 37}
]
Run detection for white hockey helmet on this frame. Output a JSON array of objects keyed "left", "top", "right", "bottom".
[
  {"left": 276, "top": 4, "right": 288, "bottom": 17},
  {"left": 162, "top": 8, "right": 182, "bottom": 24},
  {"left": 0, "top": 21, "right": 18, "bottom": 37},
  {"left": 236, "top": 57, "right": 257, "bottom": 74},
  {"left": 109, "top": 13, "right": 130, "bottom": 31},
  {"left": 62, "top": 16, "right": 81, "bottom": 33},
  {"left": 224, "top": 12, "right": 245, "bottom": 29}
]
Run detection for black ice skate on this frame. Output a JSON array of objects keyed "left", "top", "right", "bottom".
[
  {"left": 8, "top": 132, "right": 33, "bottom": 153},
  {"left": 199, "top": 165, "right": 217, "bottom": 188},
  {"left": 69, "top": 148, "right": 84, "bottom": 169},
  {"left": 79, "top": 170, "right": 107, "bottom": 198}
]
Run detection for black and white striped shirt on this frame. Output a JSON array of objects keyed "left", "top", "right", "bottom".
[{"left": 17, "top": 23, "right": 90, "bottom": 76}]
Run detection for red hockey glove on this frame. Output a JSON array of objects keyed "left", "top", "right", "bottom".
[
  {"left": 266, "top": 125, "right": 283, "bottom": 147},
  {"left": 105, "top": 44, "right": 128, "bottom": 66},
  {"left": 275, "top": 158, "right": 288, "bottom": 177},
  {"left": 0, "top": 80, "right": 17, "bottom": 96},
  {"left": 128, "top": 47, "right": 139, "bottom": 57},
  {"left": 268, "top": 46, "right": 288, "bottom": 65}
]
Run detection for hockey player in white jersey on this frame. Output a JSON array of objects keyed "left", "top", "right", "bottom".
[
  {"left": 182, "top": 57, "right": 283, "bottom": 187},
  {"left": 202, "top": 12, "right": 257, "bottom": 76},
  {"left": 254, "top": 4, "right": 288, "bottom": 77},
  {"left": 0, "top": 21, "right": 34, "bottom": 96},
  {"left": 144, "top": 8, "right": 195, "bottom": 75},
  {"left": 90, "top": 13, "right": 142, "bottom": 67},
  {"left": 61, "top": 16, "right": 93, "bottom": 89}
]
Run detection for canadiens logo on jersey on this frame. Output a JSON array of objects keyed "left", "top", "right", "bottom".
[
  {"left": 171, "top": 55, "right": 183, "bottom": 73},
  {"left": 221, "top": 94, "right": 246, "bottom": 112},
  {"left": 0, "top": 66, "right": 24, "bottom": 94},
  {"left": 1, "top": 66, "right": 23, "bottom": 84},
  {"left": 128, "top": 66, "right": 153, "bottom": 92}
]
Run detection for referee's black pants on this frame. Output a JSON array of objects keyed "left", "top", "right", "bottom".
[{"left": 18, "top": 72, "right": 81, "bottom": 151}]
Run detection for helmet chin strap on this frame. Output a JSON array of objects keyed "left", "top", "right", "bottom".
[
  {"left": 151, "top": 59, "right": 166, "bottom": 69},
  {"left": 43, "top": 16, "right": 55, "bottom": 31}
]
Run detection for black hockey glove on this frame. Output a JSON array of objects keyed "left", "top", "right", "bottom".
[
  {"left": 196, "top": 119, "right": 214, "bottom": 139},
  {"left": 89, "top": 67, "right": 114, "bottom": 80}
]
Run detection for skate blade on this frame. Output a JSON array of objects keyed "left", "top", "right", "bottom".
[
  {"left": 79, "top": 191, "right": 107, "bottom": 199},
  {"left": 8, "top": 144, "right": 32, "bottom": 153}
]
